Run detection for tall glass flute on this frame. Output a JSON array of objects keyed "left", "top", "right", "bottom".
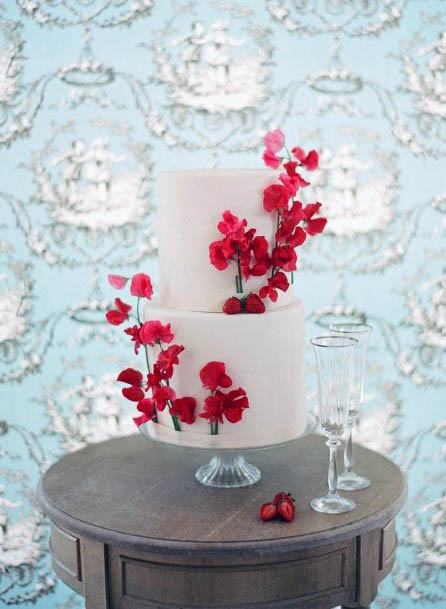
[
  {"left": 329, "top": 323, "right": 372, "bottom": 491},
  {"left": 310, "top": 336, "right": 356, "bottom": 514}
]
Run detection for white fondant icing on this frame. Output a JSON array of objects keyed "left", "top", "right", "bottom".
[
  {"left": 157, "top": 169, "right": 294, "bottom": 312},
  {"left": 144, "top": 298, "right": 307, "bottom": 449}
]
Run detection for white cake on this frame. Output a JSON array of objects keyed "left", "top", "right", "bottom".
[{"left": 145, "top": 169, "right": 307, "bottom": 449}]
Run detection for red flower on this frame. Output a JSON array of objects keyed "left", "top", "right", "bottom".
[
  {"left": 209, "top": 239, "right": 234, "bottom": 271},
  {"left": 250, "top": 235, "right": 271, "bottom": 276},
  {"left": 276, "top": 221, "right": 306, "bottom": 248},
  {"left": 291, "top": 146, "right": 319, "bottom": 171},
  {"left": 263, "top": 184, "right": 290, "bottom": 213},
  {"left": 259, "top": 271, "right": 289, "bottom": 302},
  {"left": 283, "top": 161, "right": 298, "bottom": 176},
  {"left": 108, "top": 274, "right": 128, "bottom": 289},
  {"left": 271, "top": 246, "right": 297, "bottom": 272},
  {"left": 262, "top": 149, "right": 281, "bottom": 169},
  {"left": 264, "top": 128, "right": 284, "bottom": 153},
  {"left": 133, "top": 398, "right": 155, "bottom": 427},
  {"left": 105, "top": 298, "right": 131, "bottom": 326},
  {"left": 170, "top": 397, "right": 197, "bottom": 425},
  {"left": 155, "top": 344, "right": 185, "bottom": 379},
  {"left": 283, "top": 200, "right": 305, "bottom": 225},
  {"left": 124, "top": 324, "right": 142, "bottom": 354},
  {"left": 130, "top": 273, "right": 153, "bottom": 299},
  {"left": 223, "top": 297, "right": 242, "bottom": 315},
  {"left": 199, "top": 361, "right": 232, "bottom": 391},
  {"left": 303, "top": 203, "right": 327, "bottom": 236},
  {"left": 245, "top": 293, "right": 266, "bottom": 313},
  {"left": 139, "top": 320, "right": 174, "bottom": 346},
  {"left": 217, "top": 210, "right": 247, "bottom": 241},
  {"left": 117, "top": 367, "right": 145, "bottom": 402},
  {"left": 152, "top": 384, "right": 176, "bottom": 411},
  {"left": 199, "top": 388, "right": 249, "bottom": 424}
]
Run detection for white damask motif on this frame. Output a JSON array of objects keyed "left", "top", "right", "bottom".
[
  {"left": 0, "top": 423, "right": 54, "bottom": 605},
  {"left": 392, "top": 14, "right": 446, "bottom": 157},
  {"left": 8, "top": 120, "right": 156, "bottom": 271},
  {"left": 266, "top": 0, "right": 407, "bottom": 37}
]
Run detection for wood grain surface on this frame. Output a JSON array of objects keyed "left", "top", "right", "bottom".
[{"left": 37, "top": 433, "right": 406, "bottom": 558}]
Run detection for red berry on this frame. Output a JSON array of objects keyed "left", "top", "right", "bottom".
[
  {"left": 273, "top": 491, "right": 295, "bottom": 505},
  {"left": 223, "top": 297, "right": 242, "bottom": 315},
  {"left": 277, "top": 499, "right": 296, "bottom": 522},
  {"left": 245, "top": 293, "right": 266, "bottom": 314},
  {"left": 259, "top": 502, "right": 278, "bottom": 522}
]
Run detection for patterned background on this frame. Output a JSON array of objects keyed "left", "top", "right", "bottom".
[{"left": 1, "top": 1, "right": 445, "bottom": 607}]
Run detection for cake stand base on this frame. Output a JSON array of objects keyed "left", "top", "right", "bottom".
[{"left": 195, "top": 454, "right": 261, "bottom": 488}]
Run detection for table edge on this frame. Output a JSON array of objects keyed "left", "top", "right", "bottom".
[{"left": 37, "top": 472, "right": 407, "bottom": 558}]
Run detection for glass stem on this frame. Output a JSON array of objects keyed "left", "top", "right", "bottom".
[
  {"left": 344, "top": 419, "right": 354, "bottom": 474},
  {"left": 327, "top": 439, "right": 339, "bottom": 496}
]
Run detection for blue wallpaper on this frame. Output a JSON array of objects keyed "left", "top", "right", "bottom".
[{"left": 0, "top": 1, "right": 445, "bottom": 607}]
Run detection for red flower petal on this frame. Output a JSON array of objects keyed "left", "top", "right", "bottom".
[
  {"left": 209, "top": 239, "right": 232, "bottom": 271},
  {"left": 262, "top": 149, "right": 281, "bottom": 169},
  {"left": 199, "top": 361, "right": 232, "bottom": 391},
  {"left": 108, "top": 274, "right": 128, "bottom": 289},
  {"left": 271, "top": 246, "right": 297, "bottom": 272},
  {"left": 133, "top": 413, "right": 151, "bottom": 427},
  {"left": 105, "top": 310, "right": 127, "bottom": 325},
  {"left": 264, "top": 129, "right": 284, "bottom": 153},
  {"left": 306, "top": 217, "right": 327, "bottom": 236},
  {"left": 137, "top": 398, "right": 155, "bottom": 415},
  {"left": 263, "top": 184, "right": 290, "bottom": 213},
  {"left": 170, "top": 397, "right": 197, "bottom": 425},
  {"left": 117, "top": 368, "right": 143, "bottom": 386},
  {"left": 130, "top": 273, "right": 153, "bottom": 299},
  {"left": 303, "top": 202, "right": 322, "bottom": 219},
  {"left": 115, "top": 298, "right": 131, "bottom": 314},
  {"left": 122, "top": 386, "right": 145, "bottom": 402},
  {"left": 139, "top": 320, "right": 174, "bottom": 346},
  {"left": 223, "top": 297, "right": 242, "bottom": 315}
]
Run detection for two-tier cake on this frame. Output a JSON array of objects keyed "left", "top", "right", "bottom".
[{"left": 144, "top": 169, "right": 308, "bottom": 449}]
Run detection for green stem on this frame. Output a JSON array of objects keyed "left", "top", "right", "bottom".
[
  {"left": 235, "top": 246, "right": 243, "bottom": 294},
  {"left": 158, "top": 341, "right": 181, "bottom": 432},
  {"left": 214, "top": 420, "right": 219, "bottom": 435}
]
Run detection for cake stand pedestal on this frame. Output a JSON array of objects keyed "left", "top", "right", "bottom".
[{"left": 139, "top": 414, "right": 318, "bottom": 488}]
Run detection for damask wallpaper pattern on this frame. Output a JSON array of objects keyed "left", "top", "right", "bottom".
[{"left": 0, "top": 1, "right": 445, "bottom": 607}]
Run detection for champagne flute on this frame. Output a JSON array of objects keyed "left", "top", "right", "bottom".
[
  {"left": 329, "top": 323, "right": 372, "bottom": 491},
  {"left": 310, "top": 335, "right": 356, "bottom": 514}
]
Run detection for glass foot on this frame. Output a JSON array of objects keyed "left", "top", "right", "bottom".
[
  {"left": 338, "top": 471, "right": 370, "bottom": 491},
  {"left": 311, "top": 493, "right": 355, "bottom": 514},
  {"left": 195, "top": 454, "right": 261, "bottom": 488}
]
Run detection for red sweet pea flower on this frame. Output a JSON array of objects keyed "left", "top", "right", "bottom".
[
  {"left": 276, "top": 221, "right": 307, "bottom": 248},
  {"left": 106, "top": 298, "right": 131, "bottom": 325},
  {"left": 124, "top": 324, "right": 142, "bottom": 354},
  {"left": 130, "top": 273, "right": 153, "bottom": 299},
  {"left": 117, "top": 366, "right": 145, "bottom": 402},
  {"left": 291, "top": 147, "right": 319, "bottom": 171},
  {"left": 152, "top": 384, "right": 176, "bottom": 411},
  {"left": 209, "top": 239, "right": 234, "bottom": 271},
  {"left": 155, "top": 344, "right": 185, "bottom": 380},
  {"left": 200, "top": 361, "right": 232, "bottom": 391},
  {"left": 264, "top": 129, "right": 285, "bottom": 153},
  {"left": 283, "top": 161, "right": 298, "bottom": 176},
  {"left": 139, "top": 320, "right": 174, "bottom": 346},
  {"left": 271, "top": 246, "right": 297, "bottom": 272},
  {"left": 133, "top": 398, "right": 155, "bottom": 427},
  {"left": 262, "top": 149, "right": 281, "bottom": 169},
  {"left": 217, "top": 211, "right": 247, "bottom": 241},
  {"left": 108, "top": 274, "right": 128, "bottom": 289},
  {"left": 170, "top": 397, "right": 197, "bottom": 425},
  {"left": 250, "top": 235, "right": 271, "bottom": 276},
  {"left": 263, "top": 184, "right": 290, "bottom": 213},
  {"left": 303, "top": 203, "right": 327, "bottom": 236},
  {"left": 200, "top": 388, "right": 249, "bottom": 424},
  {"left": 259, "top": 271, "right": 289, "bottom": 302}
]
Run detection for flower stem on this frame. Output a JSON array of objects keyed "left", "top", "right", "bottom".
[
  {"left": 136, "top": 297, "right": 156, "bottom": 422},
  {"left": 158, "top": 342, "right": 181, "bottom": 432},
  {"left": 235, "top": 246, "right": 243, "bottom": 294}
]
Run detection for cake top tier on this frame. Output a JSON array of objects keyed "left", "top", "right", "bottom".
[{"left": 157, "top": 168, "right": 294, "bottom": 313}]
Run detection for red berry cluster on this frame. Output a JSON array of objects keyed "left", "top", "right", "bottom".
[{"left": 259, "top": 492, "right": 296, "bottom": 523}]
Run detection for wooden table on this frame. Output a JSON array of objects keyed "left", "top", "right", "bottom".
[{"left": 37, "top": 433, "right": 406, "bottom": 609}]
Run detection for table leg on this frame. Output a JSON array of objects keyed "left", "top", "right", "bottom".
[{"left": 81, "top": 538, "right": 110, "bottom": 609}]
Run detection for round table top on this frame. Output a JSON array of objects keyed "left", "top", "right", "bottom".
[{"left": 37, "top": 433, "right": 406, "bottom": 558}]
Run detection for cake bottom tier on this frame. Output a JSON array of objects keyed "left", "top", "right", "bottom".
[{"left": 144, "top": 299, "right": 307, "bottom": 449}]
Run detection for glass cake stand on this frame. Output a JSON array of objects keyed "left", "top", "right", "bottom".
[{"left": 139, "top": 413, "right": 318, "bottom": 488}]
